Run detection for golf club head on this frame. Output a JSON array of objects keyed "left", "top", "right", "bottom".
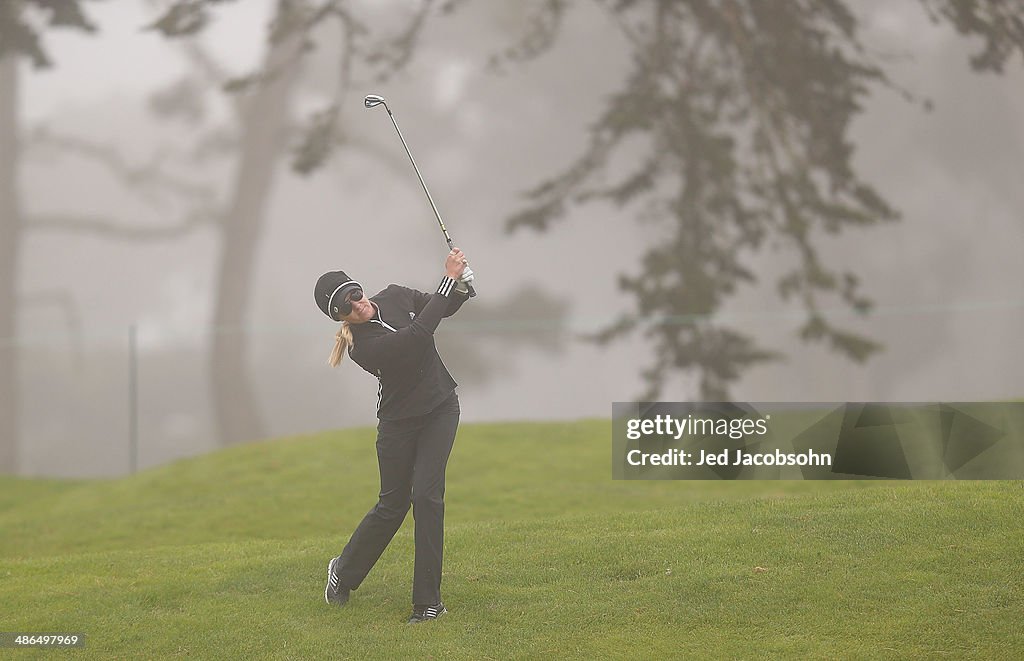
[{"left": 364, "top": 94, "right": 385, "bottom": 109}]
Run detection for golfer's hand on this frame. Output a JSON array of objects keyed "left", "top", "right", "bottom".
[{"left": 445, "top": 248, "right": 467, "bottom": 279}]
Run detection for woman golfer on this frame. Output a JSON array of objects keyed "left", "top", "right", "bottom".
[{"left": 315, "top": 248, "right": 471, "bottom": 624}]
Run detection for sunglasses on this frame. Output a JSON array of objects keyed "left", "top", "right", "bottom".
[{"left": 338, "top": 289, "right": 364, "bottom": 316}]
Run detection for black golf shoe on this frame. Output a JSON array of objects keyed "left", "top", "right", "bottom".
[
  {"left": 407, "top": 602, "right": 447, "bottom": 624},
  {"left": 324, "top": 557, "right": 350, "bottom": 607}
]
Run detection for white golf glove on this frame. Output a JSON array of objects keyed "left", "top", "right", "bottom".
[{"left": 456, "top": 266, "right": 474, "bottom": 294}]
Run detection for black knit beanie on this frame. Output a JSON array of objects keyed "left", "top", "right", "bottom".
[{"left": 314, "top": 271, "right": 363, "bottom": 322}]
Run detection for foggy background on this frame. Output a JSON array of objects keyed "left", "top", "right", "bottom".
[{"left": 3, "top": 0, "right": 1022, "bottom": 477}]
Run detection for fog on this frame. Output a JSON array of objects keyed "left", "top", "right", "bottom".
[{"left": 3, "top": 1, "right": 1022, "bottom": 476}]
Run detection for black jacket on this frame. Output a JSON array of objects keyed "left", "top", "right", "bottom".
[{"left": 348, "top": 276, "right": 468, "bottom": 420}]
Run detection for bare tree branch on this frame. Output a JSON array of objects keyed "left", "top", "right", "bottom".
[
  {"left": 24, "top": 209, "right": 219, "bottom": 238},
  {"left": 177, "top": 38, "right": 252, "bottom": 121},
  {"left": 27, "top": 126, "right": 219, "bottom": 209}
]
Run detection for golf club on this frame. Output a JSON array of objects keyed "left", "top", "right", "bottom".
[{"left": 364, "top": 93, "right": 476, "bottom": 298}]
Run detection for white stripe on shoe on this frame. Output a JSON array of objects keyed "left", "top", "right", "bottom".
[{"left": 325, "top": 557, "right": 339, "bottom": 604}]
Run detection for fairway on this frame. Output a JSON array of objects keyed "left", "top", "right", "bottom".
[{"left": 2, "top": 421, "right": 1022, "bottom": 659}]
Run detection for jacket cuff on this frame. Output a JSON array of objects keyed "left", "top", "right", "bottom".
[{"left": 437, "top": 276, "right": 458, "bottom": 297}]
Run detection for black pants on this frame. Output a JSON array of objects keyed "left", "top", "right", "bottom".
[{"left": 335, "top": 393, "right": 459, "bottom": 606}]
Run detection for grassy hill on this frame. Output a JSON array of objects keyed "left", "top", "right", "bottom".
[{"left": 1, "top": 420, "right": 1021, "bottom": 659}]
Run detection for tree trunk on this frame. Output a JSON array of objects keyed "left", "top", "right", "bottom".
[
  {"left": 210, "top": 9, "right": 304, "bottom": 446},
  {"left": 0, "top": 55, "right": 21, "bottom": 471}
]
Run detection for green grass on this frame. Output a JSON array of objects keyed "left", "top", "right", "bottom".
[{"left": 1, "top": 420, "right": 1022, "bottom": 659}]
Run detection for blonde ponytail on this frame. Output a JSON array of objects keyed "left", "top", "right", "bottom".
[{"left": 328, "top": 322, "right": 354, "bottom": 367}]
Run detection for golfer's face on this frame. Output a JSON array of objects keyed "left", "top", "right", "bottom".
[{"left": 342, "top": 291, "right": 374, "bottom": 324}]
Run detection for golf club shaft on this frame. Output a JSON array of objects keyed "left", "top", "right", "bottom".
[{"left": 380, "top": 102, "right": 476, "bottom": 297}]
